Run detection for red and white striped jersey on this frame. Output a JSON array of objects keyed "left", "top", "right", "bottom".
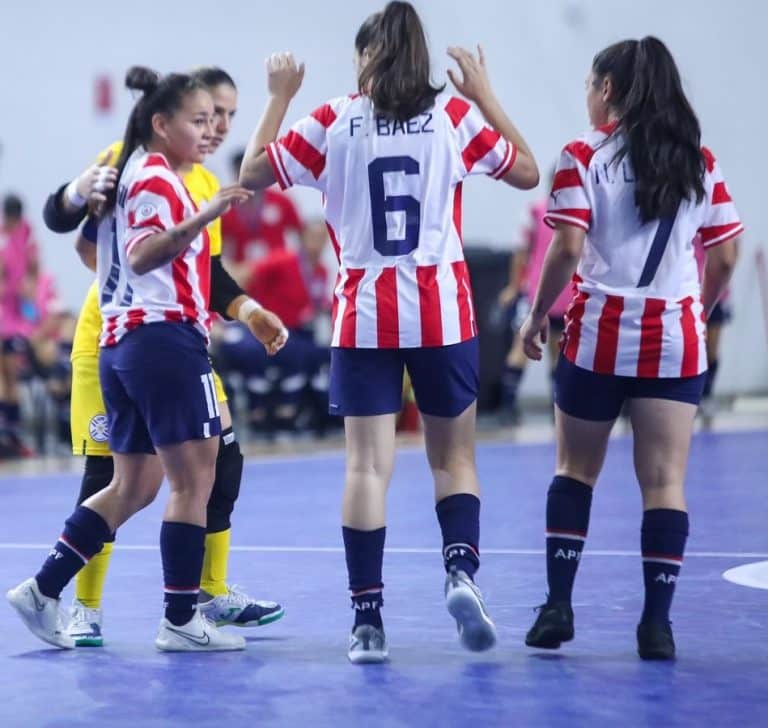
[
  {"left": 265, "top": 93, "right": 517, "bottom": 348},
  {"left": 97, "top": 148, "right": 211, "bottom": 347},
  {"left": 545, "top": 124, "right": 743, "bottom": 377}
]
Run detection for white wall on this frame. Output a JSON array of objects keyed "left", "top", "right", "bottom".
[{"left": 0, "top": 0, "right": 765, "bottom": 394}]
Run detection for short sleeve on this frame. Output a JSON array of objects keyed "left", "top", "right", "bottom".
[
  {"left": 266, "top": 102, "right": 340, "bottom": 193},
  {"left": 543, "top": 143, "right": 593, "bottom": 231},
  {"left": 125, "top": 172, "right": 185, "bottom": 255},
  {"left": 444, "top": 97, "right": 517, "bottom": 180},
  {"left": 698, "top": 148, "right": 744, "bottom": 248}
]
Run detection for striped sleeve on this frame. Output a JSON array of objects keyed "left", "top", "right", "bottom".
[
  {"left": 445, "top": 97, "right": 517, "bottom": 180},
  {"left": 124, "top": 169, "right": 186, "bottom": 255},
  {"left": 543, "top": 142, "right": 594, "bottom": 231},
  {"left": 698, "top": 148, "right": 744, "bottom": 248},
  {"left": 265, "top": 99, "right": 343, "bottom": 192}
]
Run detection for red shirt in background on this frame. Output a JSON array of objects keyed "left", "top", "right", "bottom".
[
  {"left": 246, "top": 249, "right": 328, "bottom": 331},
  {"left": 222, "top": 188, "right": 303, "bottom": 263}
]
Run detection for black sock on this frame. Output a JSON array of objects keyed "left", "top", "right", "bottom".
[
  {"left": 342, "top": 526, "right": 385, "bottom": 629},
  {"left": 500, "top": 365, "right": 524, "bottom": 411},
  {"left": 435, "top": 493, "right": 480, "bottom": 579},
  {"left": 545, "top": 475, "right": 593, "bottom": 604},
  {"left": 161, "top": 521, "right": 206, "bottom": 626},
  {"left": 641, "top": 509, "right": 688, "bottom": 624},
  {"left": 35, "top": 506, "right": 112, "bottom": 599},
  {"left": 6, "top": 402, "right": 21, "bottom": 434},
  {"left": 703, "top": 359, "right": 719, "bottom": 399}
]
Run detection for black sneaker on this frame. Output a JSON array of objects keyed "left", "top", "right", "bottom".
[
  {"left": 525, "top": 601, "right": 574, "bottom": 649},
  {"left": 637, "top": 620, "right": 675, "bottom": 660}
]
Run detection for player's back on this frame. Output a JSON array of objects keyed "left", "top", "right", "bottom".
[{"left": 268, "top": 93, "right": 515, "bottom": 348}]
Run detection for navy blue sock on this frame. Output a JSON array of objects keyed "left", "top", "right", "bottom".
[
  {"left": 435, "top": 493, "right": 480, "bottom": 579},
  {"left": 342, "top": 526, "right": 385, "bottom": 629},
  {"left": 545, "top": 475, "right": 593, "bottom": 604},
  {"left": 35, "top": 506, "right": 111, "bottom": 599},
  {"left": 641, "top": 509, "right": 688, "bottom": 624},
  {"left": 161, "top": 521, "right": 206, "bottom": 626}
]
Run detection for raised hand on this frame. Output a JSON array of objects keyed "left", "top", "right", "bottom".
[
  {"left": 447, "top": 45, "right": 494, "bottom": 105},
  {"left": 266, "top": 52, "right": 305, "bottom": 101}
]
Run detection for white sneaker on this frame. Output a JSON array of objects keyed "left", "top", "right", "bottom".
[
  {"left": 6, "top": 577, "right": 74, "bottom": 649},
  {"left": 155, "top": 608, "right": 246, "bottom": 652},
  {"left": 199, "top": 584, "right": 284, "bottom": 627},
  {"left": 348, "top": 624, "right": 388, "bottom": 664},
  {"left": 67, "top": 599, "right": 104, "bottom": 647},
  {"left": 445, "top": 567, "right": 497, "bottom": 652}
]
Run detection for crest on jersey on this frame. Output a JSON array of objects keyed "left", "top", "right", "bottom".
[
  {"left": 88, "top": 414, "right": 110, "bottom": 443},
  {"left": 136, "top": 203, "right": 157, "bottom": 222}
]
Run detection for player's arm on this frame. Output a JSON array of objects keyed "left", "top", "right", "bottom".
[
  {"left": 447, "top": 45, "right": 539, "bottom": 190},
  {"left": 209, "top": 254, "right": 288, "bottom": 356},
  {"left": 74, "top": 217, "right": 98, "bottom": 272},
  {"left": 520, "top": 223, "right": 584, "bottom": 360},
  {"left": 42, "top": 154, "right": 118, "bottom": 233},
  {"left": 702, "top": 237, "right": 739, "bottom": 317},
  {"left": 127, "top": 186, "right": 251, "bottom": 275},
  {"left": 239, "top": 53, "right": 305, "bottom": 191}
]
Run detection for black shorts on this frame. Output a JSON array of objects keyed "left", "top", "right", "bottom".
[{"left": 708, "top": 301, "right": 732, "bottom": 325}]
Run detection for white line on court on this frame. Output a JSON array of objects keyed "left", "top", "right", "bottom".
[{"left": 0, "top": 543, "right": 765, "bottom": 558}]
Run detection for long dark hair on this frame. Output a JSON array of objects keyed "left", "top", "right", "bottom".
[
  {"left": 357, "top": 2, "right": 444, "bottom": 121},
  {"left": 106, "top": 66, "right": 206, "bottom": 212},
  {"left": 593, "top": 36, "right": 705, "bottom": 222}
]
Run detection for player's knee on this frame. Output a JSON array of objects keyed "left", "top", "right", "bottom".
[{"left": 206, "top": 428, "right": 244, "bottom": 532}]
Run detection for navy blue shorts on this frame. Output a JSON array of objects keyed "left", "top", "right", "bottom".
[
  {"left": 554, "top": 355, "right": 707, "bottom": 422},
  {"left": 329, "top": 338, "right": 479, "bottom": 418},
  {"left": 99, "top": 323, "right": 221, "bottom": 453}
]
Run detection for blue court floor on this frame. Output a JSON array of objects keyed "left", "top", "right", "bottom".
[{"left": 1, "top": 429, "right": 766, "bottom": 727}]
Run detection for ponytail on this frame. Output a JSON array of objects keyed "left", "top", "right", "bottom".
[
  {"left": 357, "top": 1, "right": 444, "bottom": 121},
  {"left": 105, "top": 66, "right": 205, "bottom": 213},
  {"left": 593, "top": 36, "right": 705, "bottom": 222}
]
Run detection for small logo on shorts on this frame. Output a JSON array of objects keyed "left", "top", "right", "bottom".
[{"left": 88, "top": 415, "right": 110, "bottom": 443}]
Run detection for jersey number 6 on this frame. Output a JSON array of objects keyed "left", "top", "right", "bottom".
[{"left": 368, "top": 156, "right": 421, "bottom": 257}]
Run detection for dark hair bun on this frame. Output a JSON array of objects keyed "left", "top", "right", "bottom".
[{"left": 125, "top": 66, "right": 161, "bottom": 94}]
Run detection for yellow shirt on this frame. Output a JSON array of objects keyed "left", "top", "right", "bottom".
[{"left": 71, "top": 142, "right": 222, "bottom": 359}]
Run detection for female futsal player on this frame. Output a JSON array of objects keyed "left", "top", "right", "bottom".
[
  {"left": 43, "top": 67, "right": 285, "bottom": 647},
  {"left": 520, "top": 37, "right": 741, "bottom": 660},
  {"left": 8, "top": 67, "right": 285, "bottom": 651},
  {"left": 239, "top": 1, "right": 539, "bottom": 662}
]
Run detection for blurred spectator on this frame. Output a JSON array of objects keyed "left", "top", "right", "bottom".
[
  {"left": 222, "top": 150, "right": 303, "bottom": 262},
  {"left": 0, "top": 194, "right": 52, "bottom": 456},
  {"left": 214, "top": 219, "right": 333, "bottom": 437},
  {"left": 496, "top": 171, "right": 571, "bottom": 423}
]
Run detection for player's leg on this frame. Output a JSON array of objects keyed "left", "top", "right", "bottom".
[
  {"left": 7, "top": 450, "right": 164, "bottom": 649},
  {"left": 525, "top": 356, "right": 621, "bottom": 649},
  {"left": 331, "top": 347, "right": 402, "bottom": 663},
  {"left": 628, "top": 373, "right": 705, "bottom": 660},
  {"left": 500, "top": 326, "right": 528, "bottom": 425},
  {"left": 125, "top": 323, "right": 243, "bottom": 652},
  {"left": 198, "top": 374, "right": 284, "bottom": 628},
  {"left": 67, "top": 351, "right": 115, "bottom": 646},
  {"left": 407, "top": 337, "right": 495, "bottom": 652}
]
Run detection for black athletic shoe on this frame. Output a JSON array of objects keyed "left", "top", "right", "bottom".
[
  {"left": 637, "top": 620, "right": 676, "bottom": 660},
  {"left": 525, "top": 601, "right": 574, "bottom": 649}
]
